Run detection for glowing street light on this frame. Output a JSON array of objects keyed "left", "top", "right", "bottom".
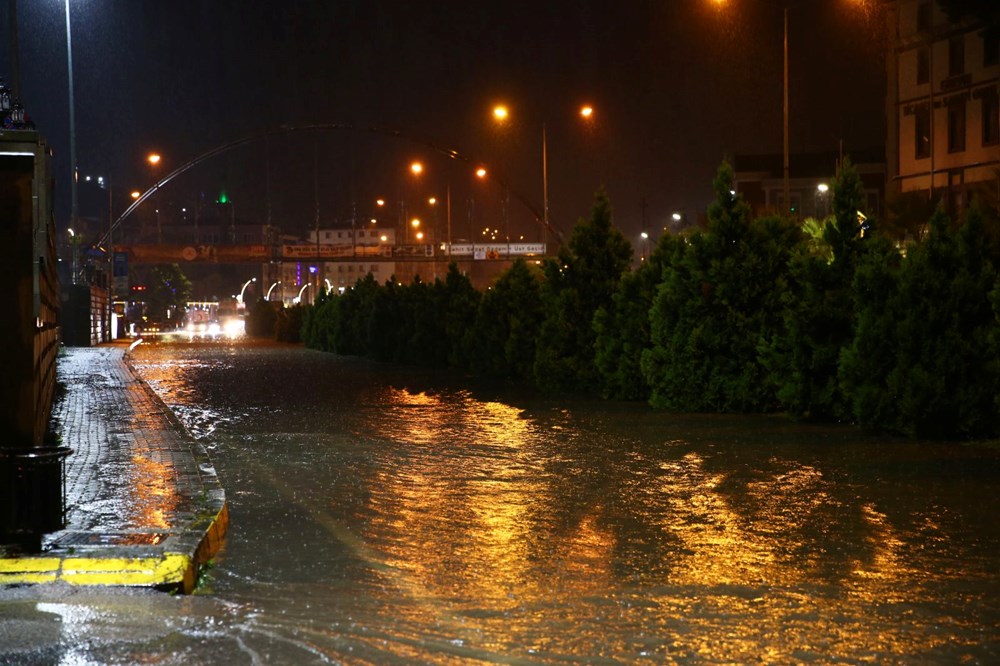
[
  {"left": 475, "top": 167, "right": 487, "bottom": 179},
  {"left": 492, "top": 103, "right": 596, "bottom": 242},
  {"left": 147, "top": 153, "right": 161, "bottom": 166},
  {"left": 293, "top": 283, "right": 311, "bottom": 304},
  {"left": 237, "top": 277, "right": 256, "bottom": 306},
  {"left": 410, "top": 161, "right": 423, "bottom": 175},
  {"left": 266, "top": 281, "right": 281, "bottom": 300},
  {"left": 130, "top": 190, "right": 140, "bottom": 200}
]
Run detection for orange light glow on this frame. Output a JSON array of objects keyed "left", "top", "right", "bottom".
[
  {"left": 147, "top": 153, "right": 161, "bottom": 166},
  {"left": 410, "top": 162, "right": 423, "bottom": 175},
  {"left": 492, "top": 105, "right": 509, "bottom": 121}
]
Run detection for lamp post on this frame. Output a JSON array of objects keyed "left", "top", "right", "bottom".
[
  {"left": 782, "top": 7, "right": 790, "bottom": 214},
  {"left": 67, "top": 228, "right": 78, "bottom": 285},
  {"left": 237, "top": 277, "right": 256, "bottom": 307},
  {"left": 266, "top": 281, "right": 281, "bottom": 301},
  {"left": 64, "top": 0, "right": 78, "bottom": 240},
  {"left": 295, "top": 283, "right": 310, "bottom": 305},
  {"left": 492, "top": 103, "right": 595, "bottom": 245}
]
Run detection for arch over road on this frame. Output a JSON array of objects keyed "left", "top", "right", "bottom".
[{"left": 96, "top": 123, "right": 563, "bottom": 250}]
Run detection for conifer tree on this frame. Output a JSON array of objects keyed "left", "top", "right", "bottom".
[{"left": 534, "top": 191, "right": 632, "bottom": 392}]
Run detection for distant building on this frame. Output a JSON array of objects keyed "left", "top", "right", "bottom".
[
  {"left": 733, "top": 150, "right": 886, "bottom": 219},
  {"left": 886, "top": 0, "right": 999, "bottom": 212},
  {"left": 274, "top": 226, "right": 397, "bottom": 304}
]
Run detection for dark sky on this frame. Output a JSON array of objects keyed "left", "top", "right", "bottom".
[{"left": 5, "top": 0, "right": 887, "bottom": 244}]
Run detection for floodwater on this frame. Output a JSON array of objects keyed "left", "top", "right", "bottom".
[{"left": 3, "top": 340, "right": 1000, "bottom": 664}]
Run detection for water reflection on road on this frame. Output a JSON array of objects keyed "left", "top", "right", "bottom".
[{"left": 5, "top": 340, "right": 1000, "bottom": 663}]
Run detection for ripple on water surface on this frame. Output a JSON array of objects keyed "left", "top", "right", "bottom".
[{"left": 107, "top": 341, "right": 1000, "bottom": 663}]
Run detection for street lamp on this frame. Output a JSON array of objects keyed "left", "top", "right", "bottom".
[
  {"left": 294, "top": 283, "right": 310, "bottom": 305},
  {"left": 492, "top": 103, "right": 596, "bottom": 245},
  {"left": 266, "top": 281, "right": 281, "bottom": 301},
  {"left": 67, "top": 228, "right": 79, "bottom": 285},
  {"left": 640, "top": 231, "right": 649, "bottom": 262},
  {"left": 709, "top": 1, "right": 789, "bottom": 213},
  {"left": 237, "top": 277, "right": 256, "bottom": 307},
  {"left": 64, "top": 0, "right": 78, "bottom": 241}
]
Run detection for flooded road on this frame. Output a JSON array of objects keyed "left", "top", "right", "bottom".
[{"left": 4, "top": 340, "right": 1000, "bottom": 663}]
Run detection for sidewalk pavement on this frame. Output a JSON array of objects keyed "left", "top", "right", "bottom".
[{"left": 0, "top": 342, "right": 228, "bottom": 594}]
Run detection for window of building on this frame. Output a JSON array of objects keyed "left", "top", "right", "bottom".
[
  {"left": 983, "top": 88, "right": 1000, "bottom": 146},
  {"left": 915, "top": 104, "right": 931, "bottom": 158},
  {"left": 916, "top": 2, "right": 931, "bottom": 31},
  {"left": 948, "top": 36, "right": 964, "bottom": 77},
  {"left": 917, "top": 47, "right": 929, "bottom": 84},
  {"left": 948, "top": 98, "right": 966, "bottom": 152},
  {"left": 985, "top": 29, "right": 999, "bottom": 68}
]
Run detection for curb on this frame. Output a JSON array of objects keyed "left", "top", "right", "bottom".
[{"left": 0, "top": 343, "right": 228, "bottom": 594}]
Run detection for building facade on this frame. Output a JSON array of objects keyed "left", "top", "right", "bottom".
[
  {"left": 888, "top": 0, "right": 999, "bottom": 210},
  {"left": 734, "top": 150, "right": 886, "bottom": 220}
]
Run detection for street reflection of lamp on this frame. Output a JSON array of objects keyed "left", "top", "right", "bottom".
[
  {"left": 266, "top": 281, "right": 280, "bottom": 301},
  {"left": 237, "top": 277, "right": 256, "bottom": 307}
]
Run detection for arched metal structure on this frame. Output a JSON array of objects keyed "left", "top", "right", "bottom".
[{"left": 96, "top": 123, "right": 562, "bottom": 250}]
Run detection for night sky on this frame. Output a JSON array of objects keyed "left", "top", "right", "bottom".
[{"left": 5, "top": 0, "right": 887, "bottom": 244}]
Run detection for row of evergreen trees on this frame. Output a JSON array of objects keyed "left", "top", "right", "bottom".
[{"left": 281, "top": 160, "right": 1000, "bottom": 439}]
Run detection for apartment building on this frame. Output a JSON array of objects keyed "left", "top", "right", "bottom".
[{"left": 888, "top": 1, "right": 999, "bottom": 211}]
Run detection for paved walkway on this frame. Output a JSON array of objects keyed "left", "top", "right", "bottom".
[{"left": 0, "top": 343, "right": 228, "bottom": 593}]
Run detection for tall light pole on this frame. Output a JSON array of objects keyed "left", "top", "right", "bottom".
[
  {"left": 237, "top": 277, "right": 256, "bottom": 307},
  {"left": 64, "top": 0, "right": 78, "bottom": 236},
  {"left": 493, "top": 104, "right": 594, "bottom": 247},
  {"left": 266, "top": 281, "right": 280, "bottom": 301},
  {"left": 783, "top": 7, "right": 790, "bottom": 214}
]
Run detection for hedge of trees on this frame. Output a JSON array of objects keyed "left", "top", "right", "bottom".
[{"left": 254, "top": 160, "right": 1000, "bottom": 440}]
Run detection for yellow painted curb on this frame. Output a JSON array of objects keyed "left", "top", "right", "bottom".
[{"left": 0, "top": 500, "right": 228, "bottom": 593}]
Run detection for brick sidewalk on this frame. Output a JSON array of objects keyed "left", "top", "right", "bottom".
[{"left": 0, "top": 344, "right": 228, "bottom": 593}]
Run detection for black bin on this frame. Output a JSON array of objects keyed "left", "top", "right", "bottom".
[{"left": 0, "top": 446, "right": 73, "bottom": 551}]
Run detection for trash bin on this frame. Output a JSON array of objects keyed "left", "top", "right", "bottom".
[{"left": 0, "top": 446, "right": 73, "bottom": 551}]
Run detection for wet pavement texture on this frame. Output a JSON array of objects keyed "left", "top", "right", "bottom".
[
  {"left": 0, "top": 344, "right": 224, "bottom": 582},
  {"left": 2, "top": 339, "right": 1000, "bottom": 664}
]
